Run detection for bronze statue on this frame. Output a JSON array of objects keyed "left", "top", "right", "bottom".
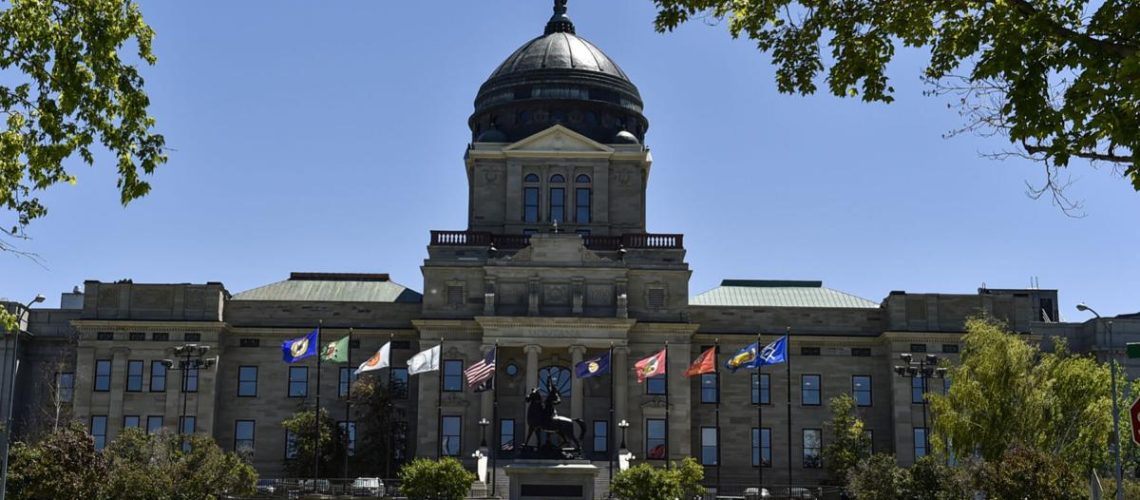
[{"left": 523, "top": 377, "right": 585, "bottom": 454}]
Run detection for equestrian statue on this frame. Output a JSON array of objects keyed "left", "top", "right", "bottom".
[{"left": 523, "top": 377, "right": 586, "bottom": 457}]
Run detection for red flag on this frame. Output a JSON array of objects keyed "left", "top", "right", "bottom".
[
  {"left": 684, "top": 346, "right": 716, "bottom": 377},
  {"left": 634, "top": 348, "right": 667, "bottom": 384}
]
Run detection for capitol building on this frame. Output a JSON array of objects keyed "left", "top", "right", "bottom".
[{"left": 3, "top": 2, "right": 1136, "bottom": 498}]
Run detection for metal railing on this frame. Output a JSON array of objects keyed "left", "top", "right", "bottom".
[
  {"left": 244, "top": 478, "right": 399, "bottom": 499},
  {"left": 429, "top": 230, "right": 684, "bottom": 250}
]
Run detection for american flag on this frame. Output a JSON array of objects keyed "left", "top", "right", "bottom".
[{"left": 464, "top": 348, "right": 496, "bottom": 390}]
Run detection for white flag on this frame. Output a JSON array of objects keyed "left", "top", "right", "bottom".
[
  {"left": 354, "top": 342, "right": 391, "bottom": 376},
  {"left": 407, "top": 344, "right": 441, "bottom": 375}
]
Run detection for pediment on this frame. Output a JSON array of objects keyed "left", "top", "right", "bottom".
[{"left": 503, "top": 125, "right": 614, "bottom": 154}]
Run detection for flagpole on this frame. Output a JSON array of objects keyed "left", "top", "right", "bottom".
[
  {"left": 756, "top": 332, "right": 763, "bottom": 493},
  {"left": 664, "top": 341, "right": 670, "bottom": 471},
  {"left": 714, "top": 339, "right": 720, "bottom": 495},
  {"left": 491, "top": 343, "right": 499, "bottom": 498},
  {"left": 344, "top": 327, "right": 352, "bottom": 480},
  {"left": 608, "top": 342, "right": 615, "bottom": 486},
  {"left": 315, "top": 321, "right": 322, "bottom": 482},
  {"left": 785, "top": 327, "right": 792, "bottom": 497},
  {"left": 386, "top": 332, "right": 394, "bottom": 481},
  {"left": 437, "top": 337, "right": 444, "bottom": 459}
]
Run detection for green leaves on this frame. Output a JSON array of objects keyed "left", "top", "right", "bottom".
[
  {"left": 398, "top": 457, "right": 477, "bottom": 500},
  {"left": 822, "top": 393, "right": 871, "bottom": 485}
]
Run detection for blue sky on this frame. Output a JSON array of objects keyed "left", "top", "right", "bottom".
[{"left": 3, "top": 1, "right": 1137, "bottom": 320}]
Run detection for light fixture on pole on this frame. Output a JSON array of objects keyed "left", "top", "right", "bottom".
[
  {"left": 479, "top": 418, "right": 490, "bottom": 448},
  {"left": 1078, "top": 302, "right": 1123, "bottom": 500},
  {"left": 893, "top": 352, "right": 946, "bottom": 459},
  {"left": 0, "top": 293, "right": 45, "bottom": 500},
  {"left": 617, "top": 419, "right": 629, "bottom": 451},
  {"left": 163, "top": 344, "right": 214, "bottom": 449}
]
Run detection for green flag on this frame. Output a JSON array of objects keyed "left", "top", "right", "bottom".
[{"left": 321, "top": 335, "right": 349, "bottom": 363}]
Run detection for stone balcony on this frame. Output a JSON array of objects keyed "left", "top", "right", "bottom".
[{"left": 428, "top": 230, "right": 684, "bottom": 251}]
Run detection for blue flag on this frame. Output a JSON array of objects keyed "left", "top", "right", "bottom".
[
  {"left": 574, "top": 351, "right": 611, "bottom": 379},
  {"left": 725, "top": 335, "right": 788, "bottom": 372},
  {"left": 282, "top": 328, "right": 319, "bottom": 363}
]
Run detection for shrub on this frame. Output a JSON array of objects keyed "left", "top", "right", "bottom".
[{"left": 398, "top": 457, "right": 476, "bottom": 500}]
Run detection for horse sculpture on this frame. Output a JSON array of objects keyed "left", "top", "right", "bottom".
[{"left": 523, "top": 379, "right": 586, "bottom": 454}]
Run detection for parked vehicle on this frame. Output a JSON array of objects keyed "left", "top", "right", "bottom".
[
  {"left": 351, "top": 477, "right": 384, "bottom": 497},
  {"left": 255, "top": 479, "right": 276, "bottom": 495}
]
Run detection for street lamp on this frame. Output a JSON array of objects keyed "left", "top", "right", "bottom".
[
  {"left": 161, "top": 344, "right": 214, "bottom": 446},
  {"left": 1078, "top": 303, "right": 1123, "bottom": 500},
  {"left": 617, "top": 419, "right": 629, "bottom": 451},
  {"left": 479, "top": 418, "right": 490, "bottom": 448},
  {"left": 0, "top": 293, "right": 45, "bottom": 500},
  {"left": 893, "top": 353, "right": 946, "bottom": 459}
]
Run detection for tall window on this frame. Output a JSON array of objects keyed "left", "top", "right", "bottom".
[
  {"left": 593, "top": 421, "right": 608, "bottom": 453},
  {"left": 391, "top": 368, "right": 409, "bottom": 399},
  {"left": 150, "top": 361, "right": 167, "bottom": 392},
  {"left": 124, "top": 415, "right": 140, "bottom": 429},
  {"left": 802, "top": 374, "right": 821, "bottom": 406},
  {"left": 441, "top": 416, "right": 461, "bottom": 456},
  {"left": 575, "top": 175, "right": 591, "bottom": 223},
  {"left": 238, "top": 366, "right": 258, "bottom": 397},
  {"left": 523, "top": 174, "right": 540, "bottom": 223},
  {"left": 911, "top": 376, "right": 925, "bottom": 404},
  {"left": 646, "top": 419, "right": 666, "bottom": 460},
  {"left": 646, "top": 375, "right": 666, "bottom": 395},
  {"left": 500, "top": 419, "right": 515, "bottom": 452},
  {"left": 183, "top": 365, "right": 199, "bottom": 393},
  {"left": 94, "top": 360, "right": 111, "bottom": 392},
  {"left": 700, "top": 427, "right": 718, "bottom": 466},
  {"left": 285, "top": 430, "right": 298, "bottom": 459},
  {"left": 852, "top": 375, "right": 872, "bottom": 407},
  {"left": 339, "top": 367, "right": 355, "bottom": 397},
  {"left": 753, "top": 428, "right": 771, "bottom": 467},
  {"left": 180, "top": 416, "right": 196, "bottom": 435},
  {"left": 235, "top": 420, "right": 255, "bottom": 455},
  {"left": 289, "top": 366, "right": 308, "bottom": 397},
  {"left": 126, "top": 360, "right": 144, "bottom": 392},
  {"left": 803, "top": 429, "right": 822, "bottom": 468},
  {"left": 146, "top": 416, "right": 163, "bottom": 434},
  {"left": 339, "top": 421, "right": 356, "bottom": 456},
  {"left": 91, "top": 416, "right": 108, "bottom": 450},
  {"left": 700, "top": 373, "right": 718, "bottom": 404},
  {"left": 913, "top": 427, "right": 927, "bottom": 458},
  {"left": 549, "top": 188, "right": 565, "bottom": 223},
  {"left": 443, "top": 360, "right": 463, "bottom": 392},
  {"left": 57, "top": 372, "right": 75, "bottom": 403},
  {"left": 752, "top": 373, "right": 770, "bottom": 405}
]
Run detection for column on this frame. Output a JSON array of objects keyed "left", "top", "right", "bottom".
[
  {"left": 481, "top": 345, "right": 495, "bottom": 422},
  {"left": 524, "top": 345, "right": 542, "bottom": 392},
  {"left": 108, "top": 347, "right": 129, "bottom": 439},
  {"left": 569, "top": 345, "right": 586, "bottom": 420},
  {"left": 613, "top": 347, "right": 629, "bottom": 424}
]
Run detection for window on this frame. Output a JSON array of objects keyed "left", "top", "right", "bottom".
[
  {"left": 802, "top": 374, "right": 821, "bottom": 406},
  {"left": 851, "top": 347, "right": 871, "bottom": 357},
  {"left": 238, "top": 366, "right": 258, "bottom": 397},
  {"left": 180, "top": 416, "right": 196, "bottom": 435},
  {"left": 752, "top": 373, "right": 770, "bottom": 405},
  {"left": 349, "top": 339, "right": 360, "bottom": 348},
  {"left": 285, "top": 430, "right": 298, "bottom": 459},
  {"left": 147, "top": 416, "right": 163, "bottom": 434},
  {"left": 339, "top": 367, "right": 355, "bottom": 398},
  {"left": 700, "top": 373, "right": 718, "bottom": 403},
  {"left": 339, "top": 421, "right": 356, "bottom": 456},
  {"left": 501, "top": 419, "right": 516, "bottom": 452},
  {"left": 443, "top": 360, "right": 463, "bottom": 392},
  {"left": 240, "top": 338, "right": 260, "bottom": 347},
  {"left": 550, "top": 174, "right": 565, "bottom": 183},
  {"left": 94, "top": 360, "right": 111, "bottom": 392},
  {"left": 593, "top": 421, "right": 608, "bottom": 453},
  {"left": 575, "top": 174, "right": 591, "bottom": 183},
  {"left": 150, "top": 361, "right": 167, "bottom": 392},
  {"left": 126, "top": 360, "right": 144, "bottom": 392},
  {"left": 129, "top": 332, "right": 145, "bottom": 341},
  {"left": 942, "top": 344, "right": 959, "bottom": 354},
  {"left": 865, "top": 430, "right": 874, "bottom": 455},
  {"left": 184, "top": 332, "right": 200, "bottom": 342},
  {"left": 646, "top": 419, "right": 666, "bottom": 460},
  {"left": 852, "top": 375, "right": 872, "bottom": 407},
  {"left": 575, "top": 188, "right": 591, "bottom": 223},
  {"left": 124, "top": 415, "right": 140, "bottom": 429},
  {"left": 647, "top": 287, "right": 666, "bottom": 309},
  {"left": 183, "top": 365, "right": 199, "bottom": 393},
  {"left": 943, "top": 376, "right": 952, "bottom": 394},
  {"left": 235, "top": 420, "right": 255, "bottom": 455},
  {"left": 803, "top": 429, "right": 822, "bottom": 468},
  {"left": 391, "top": 368, "right": 409, "bottom": 399},
  {"left": 801, "top": 347, "right": 821, "bottom": 356},
  {"left": 96, "top": 332, "right": 113, "bottom": 341},
  {"left": 289, "top": 367, "right": 308, "bottom": 397},
  {"left": 91, "top": 416, "right": 108, "bottom": 450},
  {"left": 151, "top": 332, "right": 169, "bottom": 341},
  {"left": 753, "top": 428, "right": 771, "bottom": 467},
  {"left": 549, "top": 187, "right": 565, "bottom": 223},
  {"left": 911, "top": 376, "right": 926, "bottom": 404},
  {"left": 1039, "top": 297, "right": 1056, "bottom": 321},
  {"left": 57, "top": 372, "right": 74, "bottom": 403},
  {"left": 538, "top": 366, "right": 572, "bottom": 406},
  {"left": 441, "top": 416, "right": 461, "bottom": 456},
  {"left": 646, "top": 375, "right": 665, "bottom": 395},
  {"left": 913, "top": 427, "right": 927, "bottom": 458},
  {"left": 523, "top": 186, "right": 539, "bottom": 223},
  {"left": 524, "top": 173, "right": 540, "bottom": 182},
  {"left": 910, "top": 343, "right": 927, "bottom": 353},
  {"left": 446, "top": 285, "right": 464, "bottom": 307},
  {"left": 700, "top": 427, "right": 718, "bottom": 466}
]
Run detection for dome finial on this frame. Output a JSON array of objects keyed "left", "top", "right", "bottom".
[{"left": 545, "top": 0, "right": 575, "bottom": 35}]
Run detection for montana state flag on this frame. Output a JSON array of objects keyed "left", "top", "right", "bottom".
[
  {"left": 282, "top": 328, "right": 319, "bottom": 363},
  {"left": 574, "top": 351, "right": 611, "bottom": 379},
  {"left": 634, "top": 348, "right": 666, "bottom": 384}
]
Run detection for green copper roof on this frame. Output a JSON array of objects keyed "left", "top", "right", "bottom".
[
  {"left": 232, "top": 273, "right": 422, "bottom": 303},
  {"left": 691, "top": 280, "right": 879, "bottom": 308}
]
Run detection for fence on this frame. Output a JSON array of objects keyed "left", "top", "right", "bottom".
[{"left": 244, "top": 478, "right": 399, "bottom": 499}]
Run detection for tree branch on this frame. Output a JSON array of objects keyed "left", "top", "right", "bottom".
[{"left": 1003, "top": 0, "right": 1137, "bottom": 58}]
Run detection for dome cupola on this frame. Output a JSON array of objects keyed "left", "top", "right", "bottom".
[{"left": 469, "top": 0, "right": 648, "bottom": 144}]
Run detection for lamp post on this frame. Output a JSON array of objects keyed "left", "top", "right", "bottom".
[
  {"left": 160, "top": 344, "right": 214, "bottom": 448},
  {"left": 617, "top": 419, "right": 629, "bottom": 452},
  {"left": 1078, "top": 303, "right": 1123, "bottom": 500},
  {"left": 893, "top": 353, "right": 946, "bottom": 459},
  {"left": 0, "top": 294, "right": 45, "bottom": 500},
  {"left": 479, "top": 418, "right": 490, "bottom": 448}
]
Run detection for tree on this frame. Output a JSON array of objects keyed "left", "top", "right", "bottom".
[
  {"left": 103, "top": 429, "right": 256, "bottom": 500},
  {"left": 349, "top": 375, "right": 402, "bottom": 476},
  {"left": 929, "top": 317, "right": 1115, "bottom": 477},
  {"left": 280, "top": 406, "right": 346, "bottom": 478},
  {"left": 397, "top": 457, "right": 476, "bottom": 500},
  {"left": 821, "top": 393, "right": 871, "bottom": 487},
  {"left": 972, "top": 446, "right": 1084, "bottom": 499},
  {"left": 0, "top": 0, "right": 165, "bottom": 254},
  {"left": 673, "top": 457, "right": 706, "bottom": 500},
  {"left": 609, "top": 462, "right": 683, "bottom": 500},
  {"left": 845, "top": 454, "right": 910, "bottom": 500},
  {"left": 7, "top": 422, "right": 106, "bottom": 500},
  {"left": 651, "top": 0, "right": 1139, "bottom": 209}
]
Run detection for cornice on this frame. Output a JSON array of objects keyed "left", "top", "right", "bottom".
[{"left": 71, "top": 320, "right": 227, "bottom": 331}]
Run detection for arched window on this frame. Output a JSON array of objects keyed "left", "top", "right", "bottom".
[
  {"left": 575, "top": 175, "right": 592, "bottom": 223},
  {"left": 523, "top": 174, "right": 540, "bottom": 223},
  {"left": 538, "top": 366, "right": 572, "bottom": 402},
  {"left": 550, "top": 174, "right": 565, "bottom": 183},
  {"left": 576, "top": 174, "right": 590, "bottom": 183}
]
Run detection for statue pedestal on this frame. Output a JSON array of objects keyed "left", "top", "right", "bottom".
[{"left": 504, "top": 460, "right": 599, "bottom": 500}]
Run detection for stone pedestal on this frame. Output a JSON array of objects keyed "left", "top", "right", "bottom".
[{"left": 504, "top": 460, "right": 599, "bottom": 500}]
